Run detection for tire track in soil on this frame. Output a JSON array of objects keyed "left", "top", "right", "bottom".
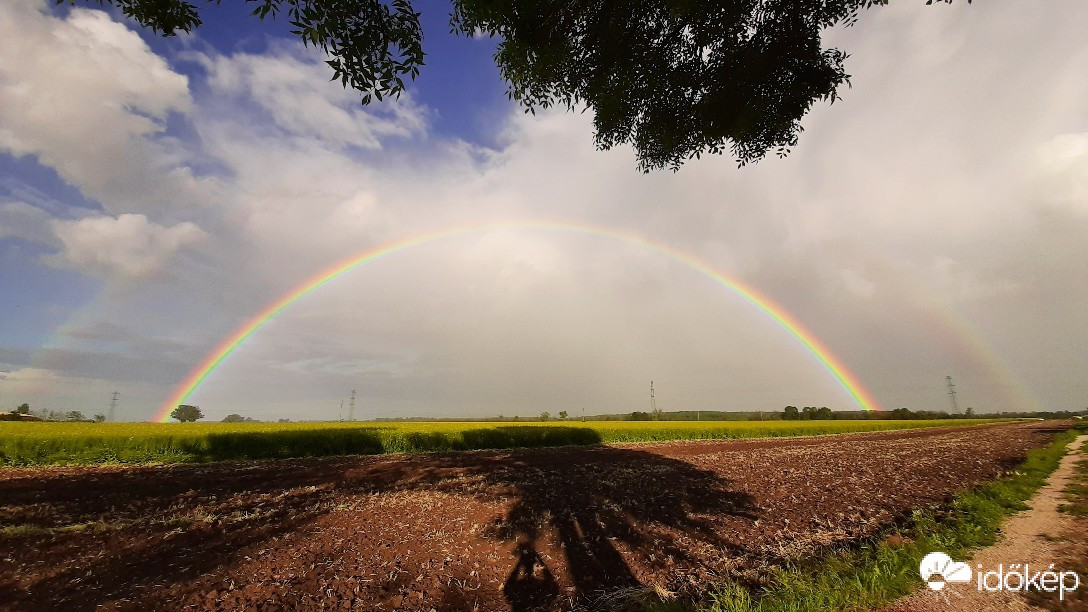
[{"left": 0, "top": 421, "right": 1068, "bottom": 611}]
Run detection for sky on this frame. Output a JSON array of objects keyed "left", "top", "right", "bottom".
[{"left": 0, "top": 0, "right": 1085, "bottom": 422}]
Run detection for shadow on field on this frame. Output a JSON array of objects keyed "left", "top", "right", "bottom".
[
  {"left": 189, "top": 427, "right": 388, "bottom": 461},
  {"left": 185, "top": 425, "right": 603, "bottom": 461},
  {"left": 0, "top": 426, "right": 755, "bottom": 611},
  {"left": 347, "top": 445, "right": 758, "bottom": 610},
  {"left": 407, "top": 425, "right": 603, "bottom": 451}
]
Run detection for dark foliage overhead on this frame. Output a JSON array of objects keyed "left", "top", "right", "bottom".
[
  {"left": 63, "top": 0, "right": 967, "bottom": 171},
  {"left": 63, "top": 0, "right": 424, "bottom": 104},
  {"left": 452, "top": 0, "right": 886, "bottom": 170}
]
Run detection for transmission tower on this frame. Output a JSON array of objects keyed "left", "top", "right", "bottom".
[
  {"left": 349, "top": 389, "right": 356, "bottom": 421},
  {"left": 650, "top": 380, "right": 661, "bottom": 419},
  {"left": 945, "top": 376, "right": 960, "bottom": 414},
  {"left": 109, "top": 391, "right": 119, "bottom": 422}
]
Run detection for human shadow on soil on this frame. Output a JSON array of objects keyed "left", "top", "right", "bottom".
[
  {"left": 0, "top": 427, "right": 755, "bottom": 611},
  {"left": 345, "top": 442, "right": 758, "bottom": 610}
]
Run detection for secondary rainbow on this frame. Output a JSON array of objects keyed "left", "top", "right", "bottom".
[{"left": 156, "top": 221, "right": 882, "bottom": 421}]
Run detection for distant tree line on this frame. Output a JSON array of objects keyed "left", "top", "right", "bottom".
[
  {"left": 1, "top": 403, "right": 105, "bottom": 422},
  {"left": 784, "top": 406, "right": 1088, "bottom": 421},
  {"left": 376, "top": 407, "right": 1088, "bottom": 422},
  {"left": 222, "top": 414, "right": 261, "bottom": 423},
  {"left": 377, "top": 411, "right": 574, "bottom": 423},
  {"left": 977, "top": 409, "right": 1088, "bottom": 420},
  {"left": 781, "top": 405, "right": 835, "bottom": 420},
  {"left": 6, "top": 401, "right": 1086, "bottom": 424}
]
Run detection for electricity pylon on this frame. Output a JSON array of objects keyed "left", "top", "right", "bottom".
[{"left": 946, "top": 376, "right": 960, "bottom": 414}]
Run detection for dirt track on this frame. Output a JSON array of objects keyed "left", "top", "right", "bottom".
[{"left": 0, "top": 422, "right": 1066, "bottom": 611}]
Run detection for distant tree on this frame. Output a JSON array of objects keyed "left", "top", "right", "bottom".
[
  {"left": 965, "top": 406, "right": 975, "bottom": 418},
  {"left": 171, "top": 404, "right": 204, "bottom": 423},
  {"left": 539, "top": 411, "right": 551, "bottom": 422},
  {"left": 815, "top": 406, "right": 833, "bottom": 420},
  {"left": 558, "top": 410, "right": 568, "bottom": 420},
  {"left": 65, "top": 411, "right": 86, "bottom": 421},
  {"left": 16, "top": 403, "right": 30, "bottom": 415},
  {"left": 890, "top": 407, "right": 915, "bottom": 420},
  {"left": 278, "top": 418, "right": 291, "bottom": 423},
  {"left": 783, "top": 406, "right": 799, "bottom": 420},
  {"left": 93, "top": 414, "right": 106, "bottom": 422},
  {"left": 801, "top": 406, "right": 818, "bottom": 420},
  {"left": 629, "top": 411, "right": 652, "bottom": 421},
  {"left": 512, "top": 415, "right": 520, "bottom": 422},
  {"left": 222, "top": 414, "right": 245, "bottom": 423}
]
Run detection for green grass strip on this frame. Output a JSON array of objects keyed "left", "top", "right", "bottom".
[{"left": 702, "top": 425, "right": 1083, "bottom": 612}]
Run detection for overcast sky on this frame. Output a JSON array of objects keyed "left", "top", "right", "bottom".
[{"left": 1, "top": 0, "right": 1085, "bottom": 421}]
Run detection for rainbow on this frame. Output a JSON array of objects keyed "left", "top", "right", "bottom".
[{"left": 156, "top": 221, "right": 882, "bottom": 421}]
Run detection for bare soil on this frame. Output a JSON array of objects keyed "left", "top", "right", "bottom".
[{"left": 0, "top": 421, "right": 1067, "bottom": 611}]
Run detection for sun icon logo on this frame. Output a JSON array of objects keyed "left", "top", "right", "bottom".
[{"left": 919, "top": 551, "right": 973, "bottom": 603}]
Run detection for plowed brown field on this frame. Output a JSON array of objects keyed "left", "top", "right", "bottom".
[{"left": 0, "top": 422, "right": 1065, "bottom": 611}]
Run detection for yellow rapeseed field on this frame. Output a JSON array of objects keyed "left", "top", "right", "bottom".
[{"left": 0, "top": 419, "right": 1001, "bottom": 465}]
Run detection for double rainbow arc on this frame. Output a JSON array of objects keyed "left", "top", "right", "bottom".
[{"left": 156, "top": 221, "right": 881, "bottom": 421}]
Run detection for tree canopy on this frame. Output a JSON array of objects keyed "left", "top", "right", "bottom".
[
  {"left": 65, "top": 0, "right": 959, "bottom": 171},
  {"left": 222, "top": 413, "right": 260, "bottom": 423},
  {"left": 171, "top": 404, "right": 204, "bottom": 422}
]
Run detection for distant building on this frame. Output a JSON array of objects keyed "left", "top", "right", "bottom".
[{"left": 0, "top": 413, "right": 42, "bottom": 422}]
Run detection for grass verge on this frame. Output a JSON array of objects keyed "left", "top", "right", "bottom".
[{"left": 700, "top": 425, "right": 1081, "bottom": 612}]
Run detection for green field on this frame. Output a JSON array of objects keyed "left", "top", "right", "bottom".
[{"left": 0, "top": 419, "right": 1004, "bottom": 466}]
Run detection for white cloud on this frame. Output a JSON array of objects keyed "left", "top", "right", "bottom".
[
  {"left": 0, "top": 366, "right": 163, "bottom": 419},
  {"left": 193, "top": 42, "right": 427, "bottom": 150},
  {"left": 1032, "top": 132, "right": 1088, "bottom": 214},
  {"left": 839, "top": 269, "right": 876, "bottom": 299},
  {"left": 0, "top": 200, "right": 55, "bottom": 242},
  {"left": 0, "top": 0, "right": 213, "bottom": 214},
  {"left": 49, "top": 213, "right": 205, "bottom": 278}
]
